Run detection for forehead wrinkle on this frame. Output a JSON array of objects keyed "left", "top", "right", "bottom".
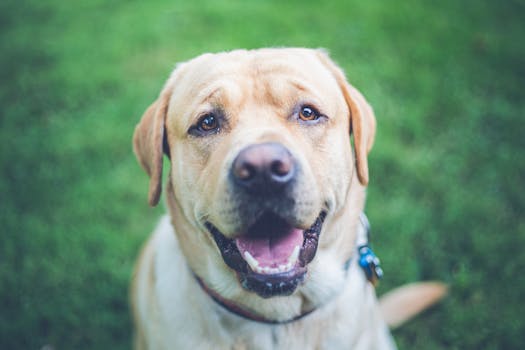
[
  {"left": 196, "top": 85, "right": 222, "bottom": 105},
  {"left": 254, "top": 74, "right": 327, "bottom": 113},
  {"left": 288, "top": 78, "right": 331, "bottom": 112},
  {"left": 193, "top": 79, "right": 245, "bottom": 108},
  {"left": 287, "top": 78, "right": 322, "bottom": 98}
]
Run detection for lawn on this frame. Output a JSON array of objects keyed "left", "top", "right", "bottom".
[{"left": 1, "top": 0, "right": 524, "bottom": 349}]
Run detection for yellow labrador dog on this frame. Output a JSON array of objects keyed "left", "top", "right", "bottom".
[{"left": 131, "top": 48, "right": 445, "bottom": 349}]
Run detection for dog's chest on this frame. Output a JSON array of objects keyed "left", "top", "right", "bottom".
[
  {"left": 201, "top": 290, "right": 390, "bottom": 350},
  {"left": 214, "top": 322, "right": 326, "bottom": 350}
]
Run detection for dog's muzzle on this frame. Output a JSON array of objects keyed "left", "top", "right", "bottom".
[{"left": 204, "top": 142, "right": 326, "bottom": 298}]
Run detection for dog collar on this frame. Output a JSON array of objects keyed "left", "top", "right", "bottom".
[
  {"left": 194, "top": 212, "right": 383, "bottom": 325},
  {"left": 194, "top": 274, "right": 317, "bottom": 325},
  {"left": 356, "top": 213, "right": 384, "bottom": 286}
]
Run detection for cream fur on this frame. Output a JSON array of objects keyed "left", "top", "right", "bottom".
[
  {"left": 133, "top": 216, "right": 396, "bottom": 350},
  {"left": 131, "top": 48, "right": 443, "bottom": 350}
]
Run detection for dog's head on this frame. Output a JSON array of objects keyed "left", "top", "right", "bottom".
[{"left": 134, "top": 48, "right": 376, "bottom": 319}]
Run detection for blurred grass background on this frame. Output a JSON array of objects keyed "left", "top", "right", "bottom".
[{"left": 1, "top": 0, "right": 524, "bottom": 349}]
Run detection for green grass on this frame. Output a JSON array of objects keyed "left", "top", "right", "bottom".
[{"left": 1, "top": 0, "right": 523, "bottom": 348}]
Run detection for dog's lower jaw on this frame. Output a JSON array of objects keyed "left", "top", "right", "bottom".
[{"left": 238, "top": 266, "right": 307, "bottom": 299}]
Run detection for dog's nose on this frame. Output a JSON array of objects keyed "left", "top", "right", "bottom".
[{"left": 231, "top": 142, "right": 296, "bottom": 193}]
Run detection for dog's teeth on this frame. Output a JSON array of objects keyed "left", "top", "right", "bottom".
[
  {"left": 288, "top": 245, "right": 301, "bottom": 265},
  {"left": 243, "top": 251, "right": 260, "bottom": 271},
  {"left": 244, "top": 246, "right": 301, "bottom": 275}
]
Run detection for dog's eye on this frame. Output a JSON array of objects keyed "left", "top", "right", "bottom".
[
  {"left": 199, "top": 114, "right": 218, "bottom": 131},
  {"left": 190, "top": 113, "right": 220, "bottom": 136},
  {"left": 298, "top": 106, "right": 321, "bottom": 122}
]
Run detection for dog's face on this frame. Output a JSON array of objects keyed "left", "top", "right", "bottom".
[{"left": 134, "top": 48, "right": 375, "bottom": 317}]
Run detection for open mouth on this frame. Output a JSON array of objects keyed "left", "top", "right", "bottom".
[{"left": 205, "top": 211, "right": 327, "bottom": 298}]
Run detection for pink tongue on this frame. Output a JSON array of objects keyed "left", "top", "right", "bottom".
[{"left": 235, "top": 228, "right": 304, "bottom": 268}]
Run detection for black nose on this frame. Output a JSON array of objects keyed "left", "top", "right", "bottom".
[{"left": 231, "top": 142, "right": 296, "bottom": 193}]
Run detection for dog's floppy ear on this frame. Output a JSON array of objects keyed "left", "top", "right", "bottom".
[
  {"left": 316, "top": 50, "right": 376, "bottom": 186},
  {"left": 133, "top": 82, "right": 173, "bottom": 206}
]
